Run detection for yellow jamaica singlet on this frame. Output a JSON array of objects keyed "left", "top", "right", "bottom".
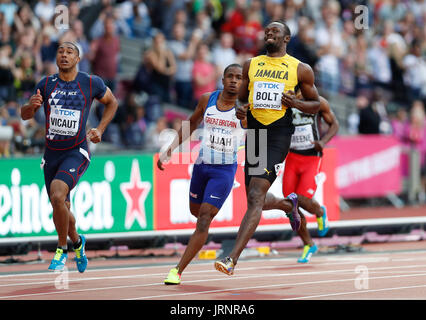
[{"left": 248, "top": 54, "right": 300, "bottom": 126}]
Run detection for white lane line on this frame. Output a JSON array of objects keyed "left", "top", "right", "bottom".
[
  {"left": 2, "top": 264, "right": 426, "bottom": 300},
  {"left": 128, "top": 272, "right": 426, "bottom": 300},
  {"left": 2, "top": 250, "right": 424, "bottom": 281},
  {"left": 0, "top": 251, "right": 402, "bottom": 279},
  {"left": 2, "top": 248, "right": 425, "bottom": 280},
  {"left": 3, "top": 255, "right": 426, "bottom": 288},
  {"left": 284, "top": 284, "right": 426, "bottom": 300},
  {"left": 0, "top": 264, "right": 172, "bottom": 278}
]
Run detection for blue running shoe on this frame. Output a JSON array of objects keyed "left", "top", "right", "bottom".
[
  {"left": 73, "top": 235, "right": 88, "bottom": 273},
  {"left": 285, "top": 193, "right": 301, "bottom": 231},
  {"left": 297, "top": 244, "right": 318, "bottom": 263},
  {"left": 317, "top": 206, "right": 330, "bottom": 237},
  {"left": 48, "top": 248, "right": 67, "bottom": 271}
]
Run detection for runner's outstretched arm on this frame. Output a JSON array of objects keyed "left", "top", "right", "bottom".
[
  {"left": 157, "top": 93, "right": 209, "bottom": 170},
  {"left": 312, "top": 97, "right": 339, "bottom": 152}
]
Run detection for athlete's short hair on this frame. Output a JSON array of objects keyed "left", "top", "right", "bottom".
[
  {"left": 223, "top": 63, "right": 242, "bottom": 76},
  {"left": 269, "top": 20, "right": 291, "bottom": 37},
  {"left": 58, "top": 41, "right": 83, "bottom": 58}
]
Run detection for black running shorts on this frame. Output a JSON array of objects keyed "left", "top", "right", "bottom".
[{"left": 244, "top": 110, "right": 293, "bottom": 186}]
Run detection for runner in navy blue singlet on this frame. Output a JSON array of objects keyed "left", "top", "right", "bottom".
[{"left": 21, "top": 42, "right": 118, "bottom": 272}]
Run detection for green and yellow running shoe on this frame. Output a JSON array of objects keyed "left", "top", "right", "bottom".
[
  {"left": 48, "top": 248, "right": 67, "bottom": 271},
  {"left": 297, "top": 244, "right": 318, "bottom": 263},
  {"left": 317, "top": 206, "right": 330, "bottom": 237},
  {"left": 164, "top": 267, "right": 181, "bottom": 285}
]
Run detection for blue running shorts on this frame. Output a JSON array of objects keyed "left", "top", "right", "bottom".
[
  {"left": 189, "top": 162, "right": 238, "bottom": 210},
  {"left": 43, "top": 146, "right": 90, "bottom": 201}
]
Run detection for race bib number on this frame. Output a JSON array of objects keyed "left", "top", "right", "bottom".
[
  {"left": 207, "top": 133, "right": 235, "bottom": 154},
  {"left": 290, "top": 125, "right": 315, "bottom": 150},
  {"left": 49, "top": 106, "right": 80, "bottom": 136},
  {"left": 253, "top": 81, "right": 284, "bottom": 110}
]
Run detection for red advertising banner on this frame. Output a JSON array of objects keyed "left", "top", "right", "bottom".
[
  {"left": 154, "top": 151, "right": 246, "bottom": 230},
  {"left": 331, "top": 135, "right": 402, "bottom": 198},
  {"left": 154, "top": 148, "right": 339, "bottom": 230}
]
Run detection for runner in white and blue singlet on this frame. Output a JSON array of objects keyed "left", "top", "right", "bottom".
[
  {"left": 189, "top": 89, "right": 245, "bottom": 210},
  {"left": 157, "top": 64, "right": 245, "bottom": 285},
  {"left": 198, "top": 89, "right": 245, "bottom": 166}
]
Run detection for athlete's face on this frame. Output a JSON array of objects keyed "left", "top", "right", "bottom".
[
  {"left": 56, "top": 44, "right": 80, "bottom": 71},
  {"left": 222, "top": 67, "right": 242, "bottom": 94},
  {"left": 264, "top": 23, "right": 289, "bottom": 53}
]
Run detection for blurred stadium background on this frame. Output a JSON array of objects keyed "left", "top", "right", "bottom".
[{"left": 0, "top": 0, "right": 425, "bottom": 259}]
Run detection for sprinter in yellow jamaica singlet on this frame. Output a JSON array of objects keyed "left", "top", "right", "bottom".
[
  {"left": 248, "top": 53, "right": 300, "bottom": 126},
  {"left": 214, "top": 21, "right": 321, "bottom": 276}
]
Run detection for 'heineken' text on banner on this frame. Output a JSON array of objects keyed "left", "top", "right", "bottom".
[{"left": 0, "top": 155, "right": 154, "bottom": 239}]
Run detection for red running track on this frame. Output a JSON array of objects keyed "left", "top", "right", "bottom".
[{"left": 1, "top": 241, "right": 426, "bottom": 300}]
